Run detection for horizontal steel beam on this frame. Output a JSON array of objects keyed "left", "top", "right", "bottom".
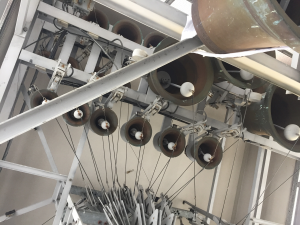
[
  {"left": 37, "top": 1, "right": 153, "bottom": 55},
  {"left": 0, "top": 198, "right": 53, "bottom": 222},
  {"left": 0, "top": 160, "right": 67, "bottom": 181},
  {"left": 251, "top": 218, "right": 284, "bottom": 225},
  {"left": 0, "top": 36, "right": 202, "bottom": 144},
  {"left": 95, "top": 0, "right": 184, "bottom": 40}
]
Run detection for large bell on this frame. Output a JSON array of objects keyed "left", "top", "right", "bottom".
[
  {"left": 62, "top": 104, "right": 91, "bottom": 127},
  {"left": 120, "top": 116, "right": 152, "bottom": 146},
  {"left": 147, "top": 37, "right": 214, "bottom": 106},
  {"left": 112, "top": 20, "right": 143, "bottom": 44},
  {"left": 242, "top": 84, "right": 300, "bottom": 152},
  {"left": 83, "top": 9, "right": 109, "bottom": 30},
  {"left": 212, "top": 58, "right": 266, "bottom": 89},
  {"left": 153, "top": 126, "right": 186, "bottom": 158},
  {"left": 90, "top": 107, "right": 118, "bottom": 136},
  {"left": 30, "top": 89, "right": 58, "bottom": 108},
  {"left": 192, "top": 0, "right": 300, "bottom": 54},
  {"left": 143, "top": 31, "right": 166, "bottom": 48},
  {"left": 185, "top": 137, "right": 223, "bottom": 170}
]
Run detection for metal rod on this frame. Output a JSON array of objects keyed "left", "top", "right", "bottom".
[{"left": 0, "top": 36, "right": 203, "bottom": 144}]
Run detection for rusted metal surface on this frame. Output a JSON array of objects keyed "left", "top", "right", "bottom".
[
  {"left": 192, "top": 0, "right": 300, "bottom": 53},
  {"left": 153, "top": 127, "right": 186, "bottom": 157},
  {"left": 82, "top": 9, "right": 109, "bottom": 30},
  {"left": 212, "top": 58, "right": 266, "bottom": 89},
  {"left": 143, "top": 31, "right": 166, "bottom": 48},
  {"left": 90, "top": 107, "right": 118, "bottom": 136},
  {"left": 185, "top": 136, "right": 223, "bottom": 170},
  {"left": 243, "top": 84, "right": 300, "bottom": 152},
  {"left": 63, "top": 103, "right": 91, "bottom": 127},
  {"left": 148, "top": 37, "right": 214, "bottom": 106},
  {"left": 30, "top": 89, "right": 58, "bottom": 108},
  {"left": 112, "top": 19, "right": 143, "bottom": 44},
  {"left": 120, "top": 116, "right": 152, "bottom": 146}
]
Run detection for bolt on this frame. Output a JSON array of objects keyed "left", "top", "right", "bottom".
[
  {"left": 23, "top": 27, "right": 28, "bottom": 32},
  {"left": 52, "top": 199, "right": 55, "bottom": 202},
  {"left": 69, "top": 179, "right": 73, "bottom": 181},
  {"left": 98, "top": 221, "right": 102, "bottom": 224},
  {"left": 29, "top": 59, "right": 33, "bottom": 63}
]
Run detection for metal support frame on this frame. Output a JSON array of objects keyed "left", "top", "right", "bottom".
[
  {"left": 0, "top": 198, "right": 53, "bottom": 223},
  {"left": 0, "top": 36, "right": 203, "bottom": 144},
  {"left": 0, "top": 159, "right": 67, "bottom": 181},
  {"left": 53, "top": 126, "right": 89, "bottom": 224},
  {"left": 286, "top": 161, "right": 300, "bottom": 225}
]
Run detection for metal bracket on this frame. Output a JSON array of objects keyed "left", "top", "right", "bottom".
[
  {"left": 104, "top": 87, "right": 127, "bottom": 109},
  {"left": 213, "top": 123, "right": 244, "bottom": 139},
  {"left": 138, "top": 96, "right": 167, "bottom": 120},
  {"left": 47, "top": 59, "right": 71, "bottom": 92}
]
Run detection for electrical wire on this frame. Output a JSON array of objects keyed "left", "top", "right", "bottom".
[{"left": 24, "top": 30, "right": 63, "bottom": 49}]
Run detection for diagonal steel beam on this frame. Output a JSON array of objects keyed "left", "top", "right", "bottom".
[
  {"left": 0, "top": 36, "right": 202, "bottom": 144},
  {"left": 0, "top": 160, "right": 67, "bottom": 181}
]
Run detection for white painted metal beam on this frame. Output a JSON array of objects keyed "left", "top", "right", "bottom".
[
  {"left": 37, "top": 1, "right": 153, "bottom": 55},
  {"left": 0, "top": 36, "right": 202, "bottom": 144},
  {"left": 0, "top": 198, "right": 53, "bottom": 223},
  {"left": 95, "top": 0, "right": 184, "bottom": 40},
  {"left": 251, "top": 218, "right": 284, "bottom": 225},
  {"left": 0, "top": 160, "right": 67, "bottom": 181}
]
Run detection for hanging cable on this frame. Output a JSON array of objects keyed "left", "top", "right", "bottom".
[
  {"left": 40, "top": 215, "right": 55, "bottom": 225},
  {"left": 115, "top": 101, "right": 123, "bottom": 188},
  {"left": 55, "top": 119, "right": 95, "bottom": 190},
  {"left": 125, "top": 103, "right": 130, "bottom": 185},
  {"left": 101, "top": 135, "right": 110, "bottom": 189},
  {"left": 148, "top": 153, "right": 162, "bottom": 189}
]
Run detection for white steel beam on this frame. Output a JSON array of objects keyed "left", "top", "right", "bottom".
[
  {"left": 246, "top": 148, "right": 265, "bottom": 225},
  {"left": 52, "top": 126, "right": 89, "bottom": 225},
  {"left": 0, "top": 160, "right": 67, "bottom": 181},
  {"left": 95, "top": 0, "right": 184, "bottom": 40},
  {"left": 37, "top": 1, "right": 153, "bottom": 55},
  {"left": 84, "top": 42, "right": 101, "bottom": 74},
  {"left": 0, "top": 198, "right": 53, "bottom": 223},
  {"left": 58, "top": 33, "right": 77, "bottom": 64},
  {"left": 19, "top": 50, "right": 92, "bottom": 83},
  {"left": 255, "top": 150, "right": 271, "bottom": 225},
  {"left": 251, "top": 218, "right": 283, "bottom": 225},
  {"left": 0, "top": 18, "right": 44, "bottom": 123},
  {"left": 0, "top": 1, "right": 39, "bottom": 113},
  {"left": 0, "top": 36, "right": 202, "bottom": 144}
]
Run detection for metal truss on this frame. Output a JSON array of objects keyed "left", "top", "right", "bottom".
[{"left": 0, "top": 0, "right": 300, "bottom": 224}]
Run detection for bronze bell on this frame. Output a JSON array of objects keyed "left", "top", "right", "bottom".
[
  {"left": 143, "top": 31, "right": 166, "bottom": 48},
  {"left": 212, "top": 58, "right": 266, "bottom": 89},
  {"left": 30, "top": 89, "right": 58, "bottom": 108},
  {"left": 153, "top": 126, "right": 186, "bottom": 158},
  {"left": 147, "top": 37, "right": 214, "bottom": 106},
  {"left": 120, "top": 116, "right": 152, "bottom": 146},
  {"left": 90, "top": 107, "right": 118, "bottom": 136},
  {"left": 185, "top": 136, "right": 223, "bottom": 170},
  {"left": 82, "top": 9, "right": 109, "bottom": 30},
  {"left": 192, "top": 0, "right": 300, "bottom": 54},
  {"left": 242, "top": 84, "right": 300, "bottom": 152},
  {"left": 112, "top": 20, "right": 143, "bottom": 44},
  {"left": 62, "top": 104, "right": 91, "bottom": 127}
]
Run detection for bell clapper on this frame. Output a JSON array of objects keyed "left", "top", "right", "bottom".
[
  {"left": 42, "top": 97, "right": 49, "bottom": 105},
  {"left": 74, "top": 108, "right": 83, "bottom": 119},
  {"left": 169, "top": 82, "right": 195, "bottom": 97},
  {"left": 240, "top": 70, "right": 254, "bottom": 81},
  {"left": 203, "top": 153, "right": 212, "bottom": 162},
  {"left": 284, "top": 124, "right": 300, "bottom": 141},
  {"left": 130, "top": 128, "right": 143, "bottom": 140},
  {"left": 167, "top": 142, "right": 176, "bottom": 151},
  {"left": 98, "top": 119, "right": 110, "bottom": 130}
]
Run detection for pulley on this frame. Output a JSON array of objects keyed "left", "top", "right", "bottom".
[
  {"left": 83, "top": 9, "right": 109, "bottom": 30},
  {"left": 120, "top": 116, "right": 152, "bottom": 146},
  {"left": 185, "top": 137, "right": 223, "bottom": 170},
  {"left": 90, "top": 107, "right": 118, "bottom": 136},
  {"left": 242, "top": 84, "right": 300, "bottom": 152},
  {"left": 153, "top": 126, "right": 186, "bottom": 158},
  {"left": 147, "top": 37, "right": 214, "bottom": 106},
  {"left": 30, "top": 89, "right": 58, "bottom": 108},
  {"left": 143, "top": 31, "right": 166, "bottom": 48},
  {"left": 112, "top": 20, "right": 143, "bottom": 44},
  {"left": 62, "top": 103, "right": 91, "bottom": 127},
  {"left": 191, "top": 0, "right": 300, "bottom": 54},
  {"left": 212, "top": 58, "right": 266, "bottom": 89}
]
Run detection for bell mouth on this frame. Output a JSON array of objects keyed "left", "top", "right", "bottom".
[
  {"left": 82, "top": 9, "right": 110, "bottom": 30},
  {"left": 30, "top": 89, "right": 58, "bottom": 108},
  {"left": 158, "top": 128, "right": 186, "bottom": 158},
  {"left": 63, "top": 104, "right": 91, "bottom": 127},
  {"left": 143, "top": 31, "right": 166, "bottom": 48},
  {"left": 90, "top": 107, "right": 118, "bottom": 136},
  {"left": 270, "top": 86, "right": 300, "bottom": 151},
  {"left": 112, "top": 20, "right": 143, "bottom": 44}
]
